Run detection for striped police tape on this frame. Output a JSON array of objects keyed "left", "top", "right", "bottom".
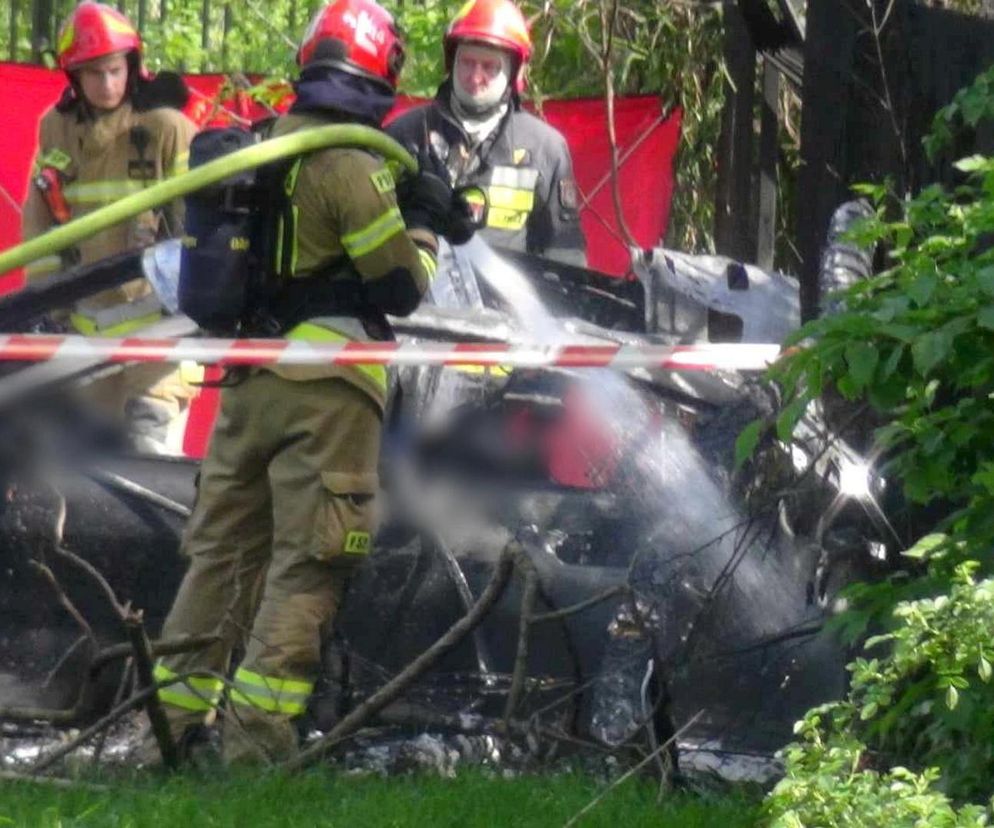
[{"left": 0, "top": 335, "right": 783, "bottom": 372}]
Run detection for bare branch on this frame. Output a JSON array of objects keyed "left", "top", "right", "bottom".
[
  {"left": 562, "top": 710, "right": 704, "bottom": 828},
  {"left": 123, "top": 613, "right": 178, "bottom": 769},
  {"left": 503, "top": 554, "right": 539, "bottom": 724},
  {"left": 284, "top": 542, "right": 518, "bottom": 771},
  {"left": 90, "top": 634, "right": 221, "bottom": 672},
  {"left": 28, "top": 560, "right": 96, "bottom": 648},
  {"left": 531, "top": 585, "right": 627, "bottom": 624},
  {"left": 52, "top": 545, "right": 126, "bottom": 619}
]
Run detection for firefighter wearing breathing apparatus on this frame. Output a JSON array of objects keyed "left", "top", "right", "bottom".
[
  {"left": 21, "top": 2, "right": 197, "bottom": 452},
  {"left": 145, "top": 0, "right": 459, "bottom": 764},
  {"left": 388, "top": 0, "right": 587, "bottom": 267}
]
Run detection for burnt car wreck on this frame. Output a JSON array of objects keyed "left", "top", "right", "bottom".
[{"left": 0, "top": 237, "right": 891, "bottom": 778}]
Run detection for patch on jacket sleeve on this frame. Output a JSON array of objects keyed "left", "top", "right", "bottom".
[
  {"left": 37, "top": 148, "right": 72, "bottom": 174},
  {"left": 370, "top": 168, "right": 395, "bottom": 194},
  {"left": 559, "top": 178, "right": 579, "bottom": 211},
  {"left": 513, "top": 148, "right": 530, "bottom": 166}
]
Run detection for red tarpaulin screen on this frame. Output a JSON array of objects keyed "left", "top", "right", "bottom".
[{"left": 0, "top": 63, "right": 682, "bottom": 456}]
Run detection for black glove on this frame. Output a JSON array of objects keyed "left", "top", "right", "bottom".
[
  {"left": 445, "top": 189, "right": 478, "bottom": 245},
  {"left": 396, "top": 170, "right": 453, "bottom": 237}
]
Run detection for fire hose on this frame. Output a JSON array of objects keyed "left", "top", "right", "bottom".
[{"left": 0, "top": 125, "right": 418, "bottom": 277}]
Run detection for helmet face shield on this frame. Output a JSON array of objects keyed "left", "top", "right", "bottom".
[
  {"left": 57, "top": 2, "right": 142, "bottom": 73},
  {"left": 298, "top": 0, "right": 406, "bottom": 91}
]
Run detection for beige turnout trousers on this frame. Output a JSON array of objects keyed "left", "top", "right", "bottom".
[{"left": 153, "top": 369, "right": 381, "bottom": 762}]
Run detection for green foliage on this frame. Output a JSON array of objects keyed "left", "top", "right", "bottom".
[
  {"left": 0, "top": 0, "right": 727, "bottom": 253},
  {"left": 766, "top": 561, "right": 994, "bottom": 823},
  {"left": 765, "top": 707, "right": 989, "bottom": 827},
  {"left": 772, "top": 143, "right": 994, "bottom": 537},
  {"left": 761, "top": 64, "right": 994, "bottom": 821}
]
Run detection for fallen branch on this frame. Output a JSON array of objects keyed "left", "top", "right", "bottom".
[
  {"left": 50, "top": 535, "right": 177, "bottom": 768},
  {"left": 530, "top": 585, "right": 627, "bottom": 624},
  {"left": 504, "top": 553, "right": 539, "bottom": 724},
  {"left": 0, "top": 635, "right": 218, "bottom": 725},
  {"left": 124, "top": 612, "right": 178, "bottom": 769},
  {"left": 27, "top": 667, "right": 229, "bottom": 776},
  {"left": 283, "top": 542, "right": 518, "bottom": 771},
  {"left": 28, "top": 684, "right": 158, "bottom": 775},
  {"left": 90, "top": 634, "right": 220, "bottom": 672},
  {"left": 562, "top": 709, "right": 704, "bottom": 828},
  {"left": 29, "top": 560, "right": 97, "bottom": 648},
  {"left": 52, "top": 545, "right": 125, "bottom": 618}
]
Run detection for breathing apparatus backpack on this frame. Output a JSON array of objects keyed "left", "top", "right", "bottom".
[{"left": 178, "top": 124, "right": 295, "bottom": 335}]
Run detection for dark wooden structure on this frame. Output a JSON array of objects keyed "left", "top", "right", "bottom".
[
  {"left": 796, "top": 0, "right": 994, "bottom": 319},
  {"left": 719, "top": 0, "right": 994, "bottom": 321},
  {"left": 714, "top": 0, "right": 802, "bottom": 271}
]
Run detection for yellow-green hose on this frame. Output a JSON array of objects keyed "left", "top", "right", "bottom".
[{"left": 0, "top": 125, "right": 417, "bottom": 276}]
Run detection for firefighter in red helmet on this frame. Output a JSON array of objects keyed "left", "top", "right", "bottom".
[
  {"left": 389, "top": 0, "right": 587, "bottom": 266},
  {"left": 22, "top": 2, "right": 197, "bottom": 452},
  {"left": 143, "top": 0, "right": 453, "bottom": 765}
]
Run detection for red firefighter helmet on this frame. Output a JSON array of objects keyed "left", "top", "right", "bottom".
[
  {"left": 444, "top": 0, "right": 532, "bottom": 90},
  {"left": 297, "top": 0, "right": 406, "bottom": 91},
  {"left": 56, "top": 2, "right": 142, "bottom": 72}
]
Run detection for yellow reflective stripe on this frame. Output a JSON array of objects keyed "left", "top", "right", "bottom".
[
  {"left": 230, "top": 689, "right": 307, "bottom": 715},
  {"left": 487, "top": 185, "right": 535, "bottom": 212},
  {"left": 274, "top": 160, "right": 304, "bottom": 277},
  {"left": 70, "top": 310, "right": 162, "bottom": 336},
  {"left": 284, "top": 158, "right": 303, "bottom": 197},
  {"left": 64, "top": 179, "right": 145, "bottom": 204},
  {"left": 341, "top": 207, "right": 405, "bottom": 259},
  {"left": 418, "top": 247, "right": 437, "bottom": 281},
  {"left": 487, "top": 207, "right": 530, "bottom": 231},
  {"left": 485, "top": 185, "right": 534, "bottom": 231},
  {"left": 287, "top": 323, "right": 387, "bottom": 390},
  {"left": 233, "top": 668, "right": 312, "bottom": 695},
  {"left": 153, "top": 663, "right": 223, "bottom": 712},
  {"left": 453, "top": 364, "right": 512, "bottom": 376},
  {"left": 25, "top": 255, "right": 63, "bottom": 279},
  {"left": 229, "top": 668, "right": 312, "bottom": 715}
]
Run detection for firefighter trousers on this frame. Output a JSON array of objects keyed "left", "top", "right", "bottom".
[{"left": 153, "top": 370, "right": 381, "bottom": 763}]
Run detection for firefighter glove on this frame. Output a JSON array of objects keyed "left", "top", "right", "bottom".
[
  {"left": 445, "top": 189, "right": 478, "bottom": 245},
  {"left": 396, "top": 170, "right": 453, "bottom": 238}
]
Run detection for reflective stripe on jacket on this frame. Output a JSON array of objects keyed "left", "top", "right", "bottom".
[
  {"left": 387, "top": 84, "right": 587, "bottom": 268},
  {"left": 21, "top": 99, "right": 196, "bottom": 331},
  {"left": 263, "top": 114, "right": 438, "bottom": 411}
]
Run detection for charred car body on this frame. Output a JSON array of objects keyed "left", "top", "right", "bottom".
[{"left": 0, "top": 234, "right": 891, "bottom": 769}]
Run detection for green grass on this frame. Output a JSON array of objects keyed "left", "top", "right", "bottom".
[{"left": 0, "top": 769, "right": 761, "bottom": 827}]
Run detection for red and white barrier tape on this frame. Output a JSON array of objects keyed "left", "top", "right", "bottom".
[{"left": 0, "top": 335, "right": 783, "bottom": 372}]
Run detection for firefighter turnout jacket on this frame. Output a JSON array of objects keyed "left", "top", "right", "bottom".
[
  {"left": 388, "top": 84, "right": 587, "bottom": 267},
  {"left": 22, "top": 100, "right": 196, "bottom": 334},
  {"left": 150, "top": 113, "right": 437, "bottom": 761},
  {"left": 264, "top": 113, "right": 438, "bottom": 410}
]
